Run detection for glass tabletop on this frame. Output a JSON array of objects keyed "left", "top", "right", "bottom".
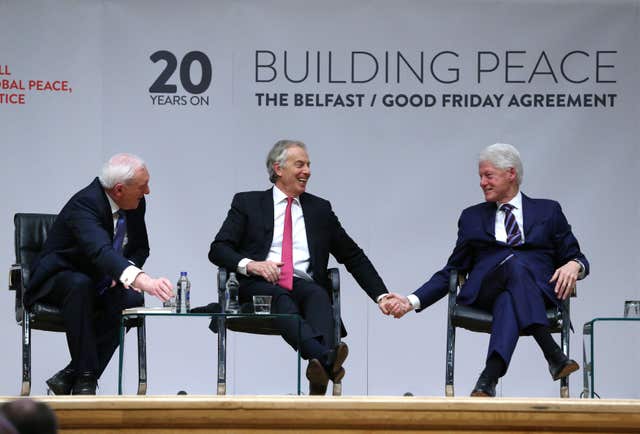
[
  {"left": 118, "top": 310, "right": 303, "bottom": 395},
  {"left": 122, "top": 308, "right": 301, "bottom": 319},
  {"left": 582, "top": 317, "right": 640, "bottom": 398}
]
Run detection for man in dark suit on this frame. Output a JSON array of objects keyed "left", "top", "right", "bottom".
[
  {"left": 25, "top": 153, "right": 174, "bottom": 395},
  {"left": 209, "top": 139, "right": 389, "bottom": 395},
  {"left": 384, "top": 143, "right": 589, "bottom": 397}
]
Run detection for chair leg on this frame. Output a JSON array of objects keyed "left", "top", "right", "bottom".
[
  {"left": 217, "top": 318, "right": 227, "bottom": 395},
  {"left": 21, "top": 311, "right": 31, "bottom": 396},
  {"left": 136, "top": 318, "right": 147, "bottom": 395},
  {"left": 560, "top": 301, "right": 571, "bottom": 398},
  {"left": 331, "top": 272, "right": 341, "bottom": 396},
  {"left": 445, "top": 318, "right": 456, "bottom": 397}
]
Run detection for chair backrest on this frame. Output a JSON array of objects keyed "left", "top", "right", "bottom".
[
  {"left": 13, "top": 213, "right": 57, "bottom": 320},
  {"left": 14, "top": 213, "right": 57, "bottom": 287}
]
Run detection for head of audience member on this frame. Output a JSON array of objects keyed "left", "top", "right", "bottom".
[
  {"left": 0, "top": 399, "right": 58, "bottom": 434},
  {"left": 99, "top": 153, "right": 150, "bottom": 210},
  {"left": 478, "top": 143, "right": 522, "bottom": 204},
  {"left": 266, "top": 140, "right": 311, "bottom": 197},
  {"left": 0, "top": 415, "right": 18, "bottom": 434}
]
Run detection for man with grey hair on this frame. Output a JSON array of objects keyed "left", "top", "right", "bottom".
[
  {"left": 382, "top": 143, "right": 589, "bottom": 397},
  {"left": 25, "top": 153, "right": 174, "bottom": 395},
  {"left": 209, "top": 139, "right": 389, "bottom": 395}
]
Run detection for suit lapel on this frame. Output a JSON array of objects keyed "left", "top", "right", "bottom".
[
  {"left": 482, "top": 201, "right": 497, "bottom": 239},
  {"left": 261, "top": 189, "right": 275, "bottom": 241},
  {"left": 521, "top": 193, "right": 536, "bottom": 239},
  {"left": 299, "top": 193, "right": 317, "bottom": 265},
  {"left": 94, "top": 178, "right": 116, "bottom": 239}
]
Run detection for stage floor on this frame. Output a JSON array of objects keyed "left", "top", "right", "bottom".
[{"left": 2, "top": 395, "right": 640, "bottom": 433}]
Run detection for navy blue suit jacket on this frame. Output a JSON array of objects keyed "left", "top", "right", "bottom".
[
  {"left": 208, "top": 188, "right": 388, "bottom": 301},
  {"left": 25, "top": 177, "right": 149, "bottom": 306},
  {"left": 414, "top": 193, "right": 589, "bottom": 310}
]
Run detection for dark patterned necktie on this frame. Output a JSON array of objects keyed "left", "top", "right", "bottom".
[
  {"left": 113, "top": 211, "right": 127, "bottom": 253},
  {"left": 501, "top": 203, "right": 523, "bottom": 246}
]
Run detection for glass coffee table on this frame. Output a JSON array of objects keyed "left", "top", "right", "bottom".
[
  {"left": 118, "top": 309, "right": 302, "bottom": 395},
  {"left": 582, "top": 317, "right": 640, "bottom": 398}
]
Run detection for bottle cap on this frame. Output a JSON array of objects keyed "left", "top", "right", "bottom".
[{"left": 180, "top": 271, "right": 187, "bottom": 276}]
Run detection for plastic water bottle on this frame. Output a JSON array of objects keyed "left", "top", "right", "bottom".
[
  {"left": 225, "top": 272, "right": 240, "bottom": 313},
  {"left": 176, "top": 271, "right": 191, "bottom": 313}
]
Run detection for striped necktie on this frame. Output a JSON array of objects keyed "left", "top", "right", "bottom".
[{"left": 501, "top": 203, "right": 523, "bottom": 246}]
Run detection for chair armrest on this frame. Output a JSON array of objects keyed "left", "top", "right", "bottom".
[
  {"left": 327, "top": 268, "right": 340, "bottom": 294},
  {"left": 448, "top": 269, "right": 458, "bottom": 294},
  {"left": 9, "top": 264, "right": 23, "bottom": 292},
  {"left": 217, "top": 267, "right": 228, "bottom": 302}
]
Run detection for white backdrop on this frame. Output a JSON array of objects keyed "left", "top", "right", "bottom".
[{"left": 1, "top": 0, "right": 638, "bottom": 398}]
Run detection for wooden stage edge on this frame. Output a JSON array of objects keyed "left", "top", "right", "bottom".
[{"left": 1, "top": 395, "right": 640, "bottom": 433}]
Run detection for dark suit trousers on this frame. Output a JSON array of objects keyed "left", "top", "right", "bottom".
[
  {"left": 39, "top": 271, "right": 143, "bottom": 376},
  {"left": 240, "top": 277, "right": 335, "bottom": 360},
  {"left": 473, "top": 255, "right": 551, "bottom": 370}
]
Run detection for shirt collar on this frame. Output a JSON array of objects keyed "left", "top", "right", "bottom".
[
  {"left": 105, "top": 191, "right": 120, "bottom": 215},
  {"left": 498, "top": 190, "right": 522, "bottom": 211},
  {"left": 273, "top": 185, "right": 300, "bottom": 205}
]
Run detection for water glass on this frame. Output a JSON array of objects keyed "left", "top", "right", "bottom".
[
  {"left": 624, "top": 300, "right": 640, "bottom": 318},
  {"left": 253, "top": 295, "right": 272, "bottom": 314}
]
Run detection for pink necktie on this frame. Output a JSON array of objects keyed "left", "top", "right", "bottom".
[{"left": 278, "top": 197, "right": 294, "bottom": 290}]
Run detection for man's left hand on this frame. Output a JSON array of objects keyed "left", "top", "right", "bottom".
[
  {"left": 379, "top": 293, "right": 413, "bottom": 318},
  {"left": 549, "top": 261, "right": 580, "bottom": 300}
]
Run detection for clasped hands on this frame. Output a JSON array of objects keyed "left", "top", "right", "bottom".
[
  {"left": 247, "top": 260, "right": 284, "bottom": 284},
  {"left": 378, "top": 293, "right": 413, "bottom": 319}
]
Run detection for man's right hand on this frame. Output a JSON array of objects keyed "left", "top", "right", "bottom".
[
  {"left": 246, "top": 260, "right": 284, "bottom": 284},
  {"left": 381, "top": 293, "right": 413, "bottom": 319},
  {"left": 132, "top": 272, "right": 174, "bottom": 302}
]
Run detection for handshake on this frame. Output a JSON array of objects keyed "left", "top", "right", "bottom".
[{"left": 377, "top": 293, "right": 413, "bottom": 319}]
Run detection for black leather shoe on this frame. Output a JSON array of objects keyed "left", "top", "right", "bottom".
[
  {"left": 470, "top": 374, "right": 497, "bottom": 397},
  {"left": 332, "top": 367, "right": 346, "bottom": 383},
  {"left": 71, "top": 371, "right": 98, "bottom": 395},
  {"left": 326, "top": 343, "right": 349, "bottom": 381},
  {"left": 306, "top": 359, "right": 329, "bottom": 396},
  {"left": 46, "top": 366, "right": 75, "bottom": 395},
  {"left": 548, "top": 351, "right": 579, "bottom": 381}
]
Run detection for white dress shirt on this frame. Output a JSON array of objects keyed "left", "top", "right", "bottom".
[{"left": 238, "top": 186, "right": 312, "bottom": 281}]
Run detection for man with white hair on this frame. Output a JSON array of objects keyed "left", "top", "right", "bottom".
[
  {"left": 382, "top": 143, "right": 589, "bottom": 397},
  {"left": 25, "top": 153, "right": 174, "bottom": 395}
]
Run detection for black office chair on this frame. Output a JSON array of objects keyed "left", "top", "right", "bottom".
[
  {"left": 213, "top": 267, "right": 343, "bottom": 395},
  {"left": 445, "top": 269, "right": 574, "bottom": 398},
  {"left": 8, "top": 213, "right": 148, "bottom": 395}
]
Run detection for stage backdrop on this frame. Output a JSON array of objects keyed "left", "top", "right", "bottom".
[{"left": 1, "top": 0, "right": 638, "bottom": 398}]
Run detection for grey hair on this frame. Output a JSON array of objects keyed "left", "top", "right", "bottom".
[
  {"left": 479, "top": 143, "right": 523, "bottom": 185},
  {"left": 99, "top": 153, "right": 146, "bottom": 189},
  {"left": 266, "top": 139, "right": 307, "bottom": 183}
]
